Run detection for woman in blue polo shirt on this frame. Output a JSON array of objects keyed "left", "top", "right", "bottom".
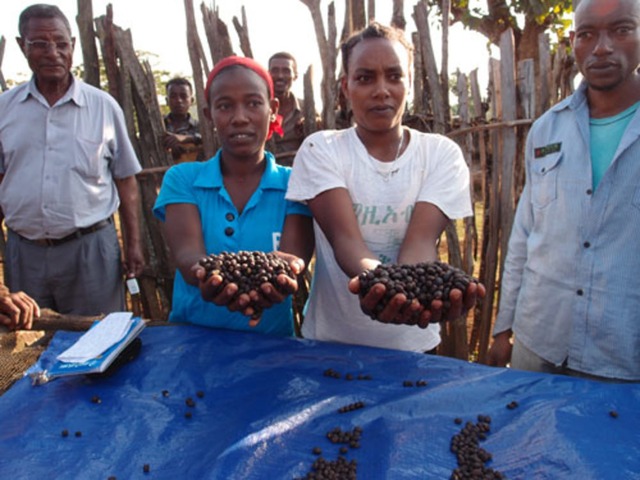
[{"left": 153, "top": 56, "right": 314, "bottom": 336}]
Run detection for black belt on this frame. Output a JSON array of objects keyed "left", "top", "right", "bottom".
[{"left": 15, "top": 218, "right": 113, "bottom": 247}]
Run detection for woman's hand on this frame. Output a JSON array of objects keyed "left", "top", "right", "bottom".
[
  {"left": 194, "top": 252, "right": 305, "bottom": 327},
  {"left": 349, "top": 276, "right": 486, "bottom": 328},
  {"left": 247, "top": 252, "right": 305, "bottom": 311},
  {"left": 194, "top": 263, "right": 252, "bottom": 314}
]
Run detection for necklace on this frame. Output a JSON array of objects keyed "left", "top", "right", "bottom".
[{"left": 367, "top": 130, "right": 405, "bottom": 182}]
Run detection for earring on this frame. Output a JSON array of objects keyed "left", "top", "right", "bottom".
[{"left": 270, "top": 114, "right": 276, "bottom": 122}]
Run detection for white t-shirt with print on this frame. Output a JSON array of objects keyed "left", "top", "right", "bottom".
[{"left": 286, "top": 127, "right": 472, "bottom": 352}]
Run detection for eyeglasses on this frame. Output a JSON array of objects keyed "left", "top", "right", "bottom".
[{"left": 25, "top": 40, "right": 72, "bottom": 52}]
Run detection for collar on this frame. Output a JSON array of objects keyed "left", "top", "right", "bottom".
[
  {"left": 22, "top": 74, "right": 84, "bottom": 107},
  {"left": 164, "top": 112, "right": 197, "bottom": 126},
  {"left": 193, "top": 150, "right": 288, "bottom": 191},
  {"left": 549, "top": 81, "right": 594, "bottom": 114}
]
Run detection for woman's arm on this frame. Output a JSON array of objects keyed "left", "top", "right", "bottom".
[
  {"left": 163, "top": 203, "right": 206, "bottom": 286},
  {"left": 398, "top": 202, "right": 484, "bottom": 324},
  {"left": 308, "top": 187, "right": 380, "bottom": 277},
  {"left": 397, "top": 202, "right": 450, "bottom": 264}
]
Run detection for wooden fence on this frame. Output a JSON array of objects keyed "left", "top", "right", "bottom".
[{"left": 0, "top": 0, "right": 577, "bottom": 363}]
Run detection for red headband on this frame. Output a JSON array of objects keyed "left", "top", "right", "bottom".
[{"left": 204, "top": 56, "right": 283, "bottom": 140}]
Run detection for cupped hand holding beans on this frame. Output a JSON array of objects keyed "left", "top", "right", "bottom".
[
  {"left": 349, "top": 261, "right": 485, "bottom": 328},
  {"left": 195, "top": 251, "right": 301, "bottom": 323}
]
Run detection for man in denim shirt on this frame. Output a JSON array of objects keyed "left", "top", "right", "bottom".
[{"left": 488, "top": 0, "right": 640, "bottom": 382}]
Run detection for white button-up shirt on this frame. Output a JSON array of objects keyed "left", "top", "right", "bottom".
[{"left": 0, "top": 76, "right": 141, "bottom": 239}]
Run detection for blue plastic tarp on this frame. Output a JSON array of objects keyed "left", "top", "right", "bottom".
[{"left": 1, "top": 325, "right": 638, "bottom": 479}]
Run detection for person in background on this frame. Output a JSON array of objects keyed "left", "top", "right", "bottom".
[
  {"left": 162, "top": 76, "right": 204, "bottom": 162},
  {"left": 267, "top": 52, "right": 307, "bottom": 166},
  {"left": 0, "top": 4, "right": 145, "bottom": 316},
  {"left": 153, "top": 55, "right": 314, "bottom": 336},
  {"left": 285, "top": 22, "right": 483, "bottom": 353},
  {"left": 488, "top": 0, "right": 640, "bottom": 382},
  {"left": 0, "top": 283, "right": 40, "bottom": 331}
]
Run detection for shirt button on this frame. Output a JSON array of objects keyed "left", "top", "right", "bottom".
[
  {"left": 225, "top": 212, "right": 235, "bottom": 222},
  {"left": 224, "top": 227, "right": 234, "bottom": 237},
  {"left": 586, "top": 189, "right": 593, "bottom": 195},
  {"left": 583, "top": 241, "right": 590, "bottom": 248},
  {"left": 577, "top": 289, "right": 584, "bottom": 296}
]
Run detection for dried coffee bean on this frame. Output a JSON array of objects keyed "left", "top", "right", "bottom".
[
  {"left": 506, "top": 400, "right": 519, "bottom": 410},
  {"left": 199, "top": 251, "right": 294, "bottom": 317},
  {"left": 403, "top": 380, "right": 414, "bottom": 387},
  {"left": 609, "top": 410, "right": 619, "bottom": 418},
  {"left": 162, "top": 390, "right": 170, "bottom": 398},
  {"left": 75, "top": 431, "right": 82, "bottom": 438},
  {"left": 91, "top": 395, "right": 101, "bottom": 404},
  {"left": 196, "top": 391, "right": 205, "bottom": 399},
  {"left": 312, "top": 447, "right": 322, "bottom": 455},
  {"left": 338, "top": 401, "right": 365, "bottom": 413},
  {"left": 143, "top": 464, "right": 150, "bottom": 473},
  {"left": 61, "top": 429, "right": 69, "bottom": 437},
  {"left": 323, "top": 368, "right": 341, "bottom": 379},
  {"left": 358, "top": 261, "right": 478, "bottom": 322},
  {"left": 185, "top": 411, "right": 192, "bottom": 419},
  {"left": 185, "top": 397, "right": 196, "bottom": 408}
]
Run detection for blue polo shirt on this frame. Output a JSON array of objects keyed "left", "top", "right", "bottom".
[{"left": 153, "top": 150, "right": 310, "bottom": 336}]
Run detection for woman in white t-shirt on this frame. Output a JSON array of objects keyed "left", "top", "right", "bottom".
[{"left": 286, "top": 22, "right": 484, "bottom": 352}]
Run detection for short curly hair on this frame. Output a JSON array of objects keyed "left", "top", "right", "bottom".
[{"left": 19, "top": 4, "right": 72, "bottom": 38}]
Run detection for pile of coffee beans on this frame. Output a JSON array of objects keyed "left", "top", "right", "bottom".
[
  {"left": 199, "top": 251, "right": 294, "bottom": 309},
  {"left": 449, "top": 415, "right": 506, "bottom": 479},
  {"left": 322, "top": 368, "right": 373, "bottom": 381},
  {"left": 338, "top": 401, "right": 365, "bottom": 414},
  {"left": 199, "top": 251, "right": 293, "bottom": 289},
  {"left": 296, "top": 426, "right": 363, "bottom": 479},
  {"left": 326, "top": 426, "right": 363, "bottom": 448},
  {"left": 296, "top": 455, "right": 357, "bottom": 479},
  {"left": 357, "top": 261, "right": 478, "bottom": 321}
]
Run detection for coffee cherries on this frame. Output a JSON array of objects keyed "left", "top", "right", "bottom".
[{"left": 357, "top": 261, "right": 478, "bottom": 322}]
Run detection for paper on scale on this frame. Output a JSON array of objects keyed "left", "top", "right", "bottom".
[{"left": 56, "top": 312, "right": 134, "bottom": 363}]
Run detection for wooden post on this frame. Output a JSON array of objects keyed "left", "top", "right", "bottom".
[
  {"left": 76, "top": 0, "right": 100, "bottom": 87},
  {"left": 414, "top": 0, "right": 447, "bottom": 135},
  {"left": 301, "top": 0, "right": 338, "bottom": 129},
  {"left": 537, "top": 32, "right": 551, "bottom": 116},
  {"left": 498, "top": 29, "right": 518, "bottom": 286},
  {"left": 187, "top": 0, "right": 217, "bottom": 160}
]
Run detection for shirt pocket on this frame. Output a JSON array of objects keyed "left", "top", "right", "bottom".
[
  {"left": 530, "top": 152, "right": 562, "bottom": 209},
  {"left": 74, "top": 136, "right": 105, "bottom": 180}
]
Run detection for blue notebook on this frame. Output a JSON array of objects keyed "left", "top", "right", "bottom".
[{"left": 46, "top": 316, "right": 146, "bottom": 378}]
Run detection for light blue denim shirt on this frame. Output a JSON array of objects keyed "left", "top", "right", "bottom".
[{"left": 494, "top": 82, "right": 640, "bottom": 380}]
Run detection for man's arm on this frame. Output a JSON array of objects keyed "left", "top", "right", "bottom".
[{"left": 115, "top": 176, "right": 145, "bottom": 278}]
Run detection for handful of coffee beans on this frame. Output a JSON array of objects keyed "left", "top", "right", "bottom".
[
  {"left": 199, "top": 251, "right": 294, "bottom": 297},
  {"left": 357, "top": 261, "right": 478, "bottom": 321}
]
